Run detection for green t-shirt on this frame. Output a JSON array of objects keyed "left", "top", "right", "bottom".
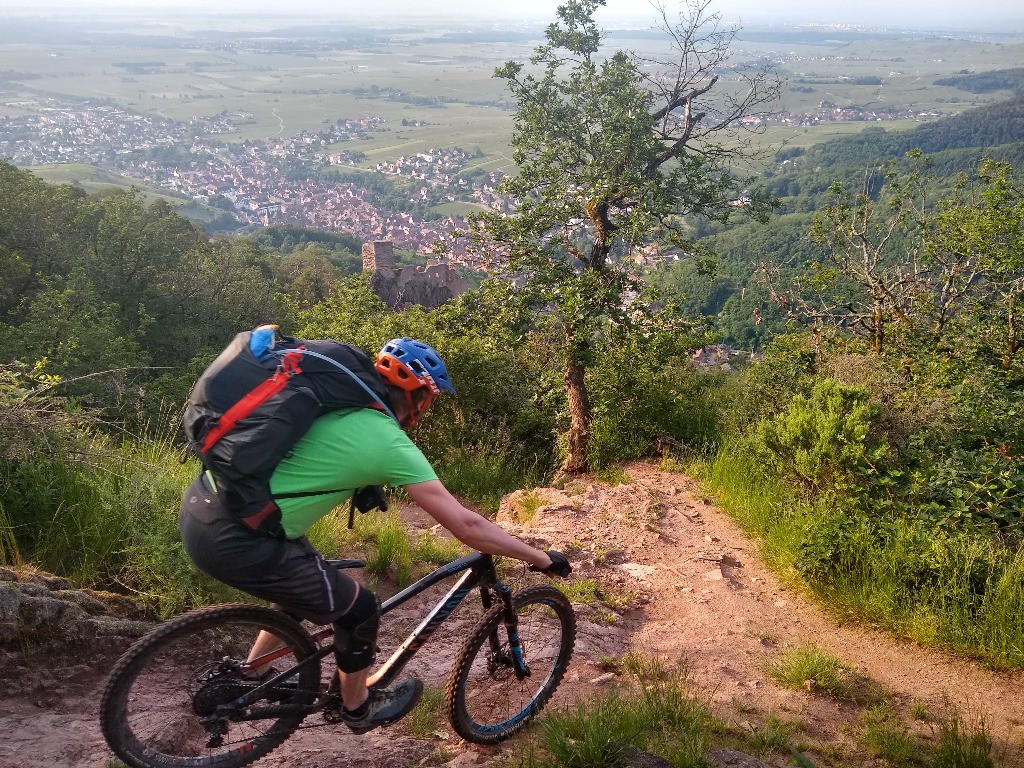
[{"left": 269, "top": 408, "right": 437, "bottom": 538}]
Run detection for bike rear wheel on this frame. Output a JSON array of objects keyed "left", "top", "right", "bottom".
[
  {"left": 445, "top": 585, "right": 575, "bottom": 743},
  {"left": 100, "top": 604, "right": 321, "bottom": 768}
]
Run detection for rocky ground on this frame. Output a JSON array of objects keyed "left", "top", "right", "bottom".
[{"left": 1, "top": 462, "right": 1021, "bottom": 768}]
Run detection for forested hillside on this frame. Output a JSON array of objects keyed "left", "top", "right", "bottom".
[{"left": 654, "top": 95, "right": 1024, "bottom": 348}]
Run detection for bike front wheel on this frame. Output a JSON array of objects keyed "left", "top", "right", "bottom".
[
  {"left": 445, "top": 584, "right": 575, "bottom": 743},
  {"left": 100, "top": 604, "right": 321, "bottom": 768}
]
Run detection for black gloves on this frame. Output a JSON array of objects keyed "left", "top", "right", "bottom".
[{"left": 530, "top": 549, "right": 572, "bottom": 578}]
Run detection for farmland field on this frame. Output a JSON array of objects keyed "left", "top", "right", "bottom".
[
  {"left": 27, "top": 163, "right": 183, "bottom": 199},
  {"left": 1, "top": 11, "right": 1021, "bottom": 173}
]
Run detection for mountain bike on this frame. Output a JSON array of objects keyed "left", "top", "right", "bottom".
[{"left": 99, "top": 552, "right": 576, "bottom": 768}]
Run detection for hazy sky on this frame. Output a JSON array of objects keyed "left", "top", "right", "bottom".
[{"left": 8, "top": 0, "right": 1024, "bottom": 30}]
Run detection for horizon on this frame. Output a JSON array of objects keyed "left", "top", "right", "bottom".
[{"left": 2, "top": 0, "right": 1023, "bottom": 34}]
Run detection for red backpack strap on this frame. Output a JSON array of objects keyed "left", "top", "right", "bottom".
[{"left": 201, "top": 349, "right": 304, "bottom": 453}]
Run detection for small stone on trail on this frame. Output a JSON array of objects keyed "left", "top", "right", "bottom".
[
  {"left": 703, "top": 567, "right": 724, "bottom": 581},
  {"left": 590, "top": 672, "right": 618, "bottom": 684},
  {"left": 440, "top": 752, "right": 479, "bottom": 767},
  {"left": 704, "top": 534, "right": 719, "bottom": 543}
]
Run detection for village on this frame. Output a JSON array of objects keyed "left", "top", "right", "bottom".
[
  {"left": 0, "top": 97, "right": 503, "bottom": 269},
  {"left": 0, "top": 90, "right": 942, "bottom": 273}
]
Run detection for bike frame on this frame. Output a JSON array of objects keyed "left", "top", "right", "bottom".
[{"left": 238, "top": 552, "right": 528, "bottom": 712}]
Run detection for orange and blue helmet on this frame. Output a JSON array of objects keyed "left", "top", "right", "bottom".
[{"left": 375, "top": 338, "right": 454, "bottom": 424}]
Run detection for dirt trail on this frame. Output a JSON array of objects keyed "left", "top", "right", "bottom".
[
  {"left": 579, "top": 463, "right": 1024, "bottom": 765},
  {"left": 2, "top": 461, "right": 1021, "bottom": 767}
]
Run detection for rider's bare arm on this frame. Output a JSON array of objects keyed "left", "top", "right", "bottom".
[{"left": 404, "top": 479, "right": 553, "bottom": 571}]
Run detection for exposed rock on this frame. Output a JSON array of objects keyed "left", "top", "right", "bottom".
[
  {"left": 0, "top": 581, "right": 22, "bottom": 620},
  {"left": 0, "top": 567, "right": 155, "bottom": 661},
  {"left": 51, "top": 589, "right": 109, "bottom": 616},
  {"left": 440, "top": 751, "right": 481, "bottom": 768}
]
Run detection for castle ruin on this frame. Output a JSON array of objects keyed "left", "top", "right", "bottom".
[{"left": 361, "top": 241, "right": 469, "bottom": 310}]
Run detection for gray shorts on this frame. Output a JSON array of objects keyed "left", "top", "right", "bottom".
[{"left": 179, "top": 474, "right": 360, "bottom": 623}]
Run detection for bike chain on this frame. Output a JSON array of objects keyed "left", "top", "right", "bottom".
[{"left": 200, "top": 706, "right": 351, "bottom": 751}]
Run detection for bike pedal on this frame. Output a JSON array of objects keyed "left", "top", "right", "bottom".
[{"left": 322, "top": 696, "right": 345, "bottom": 724}]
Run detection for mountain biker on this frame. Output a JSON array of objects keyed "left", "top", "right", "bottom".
[{"left": 179, "top": 336, "right": 571, "bottom": 734}]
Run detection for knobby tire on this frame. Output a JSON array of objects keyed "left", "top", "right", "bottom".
[
  {"left": 445, "top": 585, "right": 575, "bottom": 743},
  {"left": 99, "top": 604, "right": 320, "bottom": 768}
]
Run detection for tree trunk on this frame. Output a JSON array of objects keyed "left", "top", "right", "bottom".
[
  {"left": 561, "top": 358, "right": 592, "bottom": 475},
  {"left": 872, "top": 301, "right": 884, "bottom": 354},
  {"left": 1003, "top": 291, "right": 1018, "bottom": 371}
]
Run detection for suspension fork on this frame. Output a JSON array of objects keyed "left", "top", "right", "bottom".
[{"left": 491, "top": 582, "right": 531, "bottom": 679}]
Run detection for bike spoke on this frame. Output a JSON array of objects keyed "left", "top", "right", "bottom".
[
  {"left": 102, "top": 606, "right": 321, "bottom": 768},
  {"left": 448, "top": 586, "right": 575, "bottom": 742}
]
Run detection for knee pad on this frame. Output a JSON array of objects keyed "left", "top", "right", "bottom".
[{"left": 333, "top": 587, "right": 381, "bottom": 673}]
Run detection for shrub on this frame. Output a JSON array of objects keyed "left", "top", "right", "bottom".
[
  {"left": 587, "top": 339, "right": 723, "bottom": 469},
  {"left": 751, "top": 378, "right": 889, "bottom": 499}
]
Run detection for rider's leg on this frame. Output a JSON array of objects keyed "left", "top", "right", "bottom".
[
  {"left": 338, "top": 668, "right": 370, "bottom": 710},
  {"left": 330, "top": 583, "right": 422, "bottom": 732},
  {"left": 332, "top": 586, "right": 381, "bottom": 710},
  {"left": 245, "top": 630, "right": 284, "bottom": 675}
]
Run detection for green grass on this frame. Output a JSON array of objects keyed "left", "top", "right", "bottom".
[
  {"left": 406, "top": 685, "right": 445, "bottom": 740},
  {"left": 1, "top": 412, "right": 239, "bottom": 616},
  {"left": 744, "top": 715, "right": 798, "bottom": 758},
  {"left": 911, "top": 700, "right": 932, "bottom": 722},
  {"left": 695, "top": 443, "right": 807, "bottom": 576},
  {"left": 3, "top": 32, "right": 1012, "bottom": 176},
  {"left": 525, "top": 673, "right": 716, "bottom": 768},
  {"left": 512, "top": 490, "right": 545, "bottom": 524},
  {"left": 0, "top": 502, "right": 23, "bottom": 567},
  {"left": 27, "top": 164, "right": 175, "bottom": 199},
  {"left": 26, "top": 164, "right": 237, "bottom": 229},
  {"left": 429, "top": 202, "right": 491, "bottom": 216},
  {"left": 618, "top": 651, "right": 677, "bottom": 683},
  {"left": 310, "top": 505, "right": 467, "bottom": 587},
  {"left": 357, "top": 510, "right": 413, "bottom": 586},
  {"left": 433, "top": 446, "right": 546, "bottom": 514},
  {"left": 765, "top": 644, "right": 881, "bottom": 703},
  {"left": 593, "top": 465, "right": 630, "bottom": 486},
  {"left": 412, "top": 530, "right": 466, "bottom": 567},
  {"left": 861, "top": 704, "right": 922, "bottom": 766},
  {"left": 693, "top": 444, "right": 1024, "bottom": 669},
  {"left": 855, "top": 703, "right": 995, "bottom": 768},
  {"left": 556, "top": 578, "right": 604, "bottom": 605},
  {"left": 932, "top": 711, "right": 994, "bottom": 768}
]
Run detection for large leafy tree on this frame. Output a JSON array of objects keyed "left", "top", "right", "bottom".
[{"left": 476, "top": 0, "right": 781, "bottom": 473}]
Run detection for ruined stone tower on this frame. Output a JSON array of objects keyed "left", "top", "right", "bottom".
[
  {"left": 362, "top": 241, "right": 395, "bottom": 273},
  {"left": 360, "top": 239, "right": 468, "bottom": 310}
]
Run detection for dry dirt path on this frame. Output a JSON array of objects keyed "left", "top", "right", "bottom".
[
  {"left": 2, "top": 461, "right": 1022, "bottom": 767},
  {"left": 503, "top": 462, "right": 1024, "bottom": 767}
]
